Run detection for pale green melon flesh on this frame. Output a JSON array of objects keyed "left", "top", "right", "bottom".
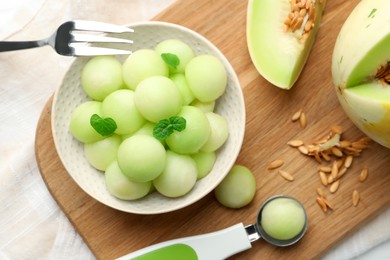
[
  {"left": 247, "top": 0, "right": 325, "bottom": 89},
  {"left": 345, "top": 35, "right": 390, "bottom": 88},
  {"left": 332, "top": 0, "right": 390, "bottom": 89},
  {"left": 346, "top": 82, "right": 390, "bottom": 102},
  {"left": 340, "top": 83, "right": 390, "bottom": 147}
]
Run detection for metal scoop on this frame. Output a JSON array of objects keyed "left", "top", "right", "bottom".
[{"left": 116, "top": 195, "right": 308, "bottom": 260}]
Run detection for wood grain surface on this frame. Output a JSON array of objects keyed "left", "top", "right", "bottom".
[{"left": 35, "top": 0, "right": 390, "bottom": 259}]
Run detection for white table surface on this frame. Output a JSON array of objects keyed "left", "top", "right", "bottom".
[{"left": 0, "top": 0, "right": 389, "bottom": 259}]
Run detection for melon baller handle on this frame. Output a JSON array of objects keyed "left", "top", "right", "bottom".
[
  {"left": 115, "top": 223, "right": 256, "bottom": 260},
  {"left": 115, "top": 195, "right": 308, "bottom": 260}
]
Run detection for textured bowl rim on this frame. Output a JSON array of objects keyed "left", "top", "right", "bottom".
[{"left": 51, "top": 21, "right": 246, "bottom": 214}]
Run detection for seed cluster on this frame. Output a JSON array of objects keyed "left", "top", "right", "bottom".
[
  {"left": 376, "top": 61, "right": 390, "bottom": 84},
  {"left": 284, "top": 0, "right": 321, "bottom": 43},
  {"left": 298, "top": 127, "right": 371, "bottom": 162},
  {"left": 267, "top": 110, "right": 371, "bottom": 213},
  {"left": 289, "top": 123, "right": 370, "bottom": 212}
]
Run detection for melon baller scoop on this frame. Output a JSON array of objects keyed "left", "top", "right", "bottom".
[{"left": 116, "top": 195, "right": 308, "bottom": 260}]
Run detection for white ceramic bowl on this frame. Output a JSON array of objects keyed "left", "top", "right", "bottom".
[{"left": 52, "top": 21, "right": 245, "bottom": 214}]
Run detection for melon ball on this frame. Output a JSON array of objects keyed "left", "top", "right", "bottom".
[
  {"left": 155, "top": 39, "right": 195, "bottom": 73},
  {"left": 84, "top": 134, "right": 122, "bottom": 171},
  {"left": 101, "top": 89, "right": 145, "bottom": 135},
  {"left": 105, "top": 161, "right": 152, "bottom": 200},
  {"left": 261, "top": 197, "right": 306, "bottom": 240},
  {"left": 214, "top": 165, "right": 256, "bottom": 209},
  {"left": 117, "top": 135, "right": 166, "bottom": 182},
  {"left": 166, "top": 106, "right": 211, "bottom": 154},
  {"left": 69, "top": 101, "right": 105, "bottom": 143},
  {"left": 200, "top": 112, "right": 229, "bottom": 152},
  {"left": 122, "top": 49, "right": 168, "bottom": 90},
  {"left": 153, "top": 150, "right": 198, "bottom": 198},
  {"left": 185, "top": 55, "right": 227, "bottom": 102},
  {"left": 134, "top": 76, "right": 182, "bottom": 123},
  {"left": 81, "top": 56, "right": 124, "bottom": 101}
]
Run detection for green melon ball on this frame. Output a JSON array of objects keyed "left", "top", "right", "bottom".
[
  {"left": 133, "top": 122, "right": 156, "bottom": 137},
  {"left": 134, "top": 76, "right": 182, "bottom": 122},
  {"left": 105, "top": 161, "right": 151, "bottom": 200},
  {"left": 261, "top": 197, "right": 306, "bottom": 240},
  {"left": 185, "top": 55, "right": 227, "bottom": 102},
  {"left": 84, "top": 134, "right": 122, "bottom": 171},
  {"left": 214, "top": 165, "right": 256, "bottom": 209},
  {"left": 121, "top": 122, "right": 156, "bottom": 139},
  {"left": 170, "top": 73, "right": 195, "bottom": 105},
  {"left": 122, "top": 49, "right": 169, "bottom": 90},
  {"left": 153, "top": 150, "right": 198, "bottom": 198},
  {"left": 69, "top": 101, "right": 105, "bottom": 143},
  {"left": 155, "top": 39, "right": 195, "bottom": 73},
  {"left": 81, "top": 56, "right": 124, "bottom": 101},
  {"left": 132, "top": 122, "right": 166, "bottom": 146},
  {"left": 101, "top": 89, "right": 145, "bottom": 135},
  {"left": 117, "top": 135, "right": 166, "bottom": 182},
  {"left": 190, "top": 99, "right": 215, "bottom": 113},
  {"left": 200, "top": 112, "right": 229, "bottom": 152},
  {"left": 191, "top": 151, "right": 216, "bottom": 180},
  {"left": 166, "top": 106, "right": 211, "bottom": 154}
]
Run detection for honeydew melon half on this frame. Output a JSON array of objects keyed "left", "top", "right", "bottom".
[
  {"left": 247, "top": 0, "right": 326, "bottom": 89},
  {"left": 332, "top": 0, "right": 390, "bottom": 148}
]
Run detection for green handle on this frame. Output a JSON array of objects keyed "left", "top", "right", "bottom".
[{"left": 133, "top": 244, "right": 197, "bottom": 260}]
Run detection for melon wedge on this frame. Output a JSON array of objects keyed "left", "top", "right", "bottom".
[{"left": 247, "top": 0, "right": 326, "bottom": 89}]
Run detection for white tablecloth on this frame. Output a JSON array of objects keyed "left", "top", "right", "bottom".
[{"left": 0, "top": 0, "right": 389, "bottom": 259}]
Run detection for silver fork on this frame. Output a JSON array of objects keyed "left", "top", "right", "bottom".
[{"left": 0, "top": 20, "right": 133, "bottom": 56}]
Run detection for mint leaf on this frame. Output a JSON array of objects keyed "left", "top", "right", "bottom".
[
  {"left": 90, "top": 114, "right": 117, "bottom": 136},
  {"left": 161, "top": 53, "right": 180, "bottom": 69},
  {"left": 153, "top": 116, "right": 186, "bottom": 141},
  {"left": 169, "top": 116, "right": 186, "bottom": 132},
  {"left": 153, "top": 119, "right": 173, "bottom": 141}
]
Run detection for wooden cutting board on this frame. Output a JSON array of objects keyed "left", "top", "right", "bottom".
[{"left": 35, "top": 0, "right": 390, "bottom": 259}]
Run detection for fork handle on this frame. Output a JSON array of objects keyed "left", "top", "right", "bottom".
[{"left": 0, "top": 40, "right": 46, "bottom": 52}]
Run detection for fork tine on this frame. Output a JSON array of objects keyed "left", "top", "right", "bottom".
[
  {"left": 71, "top": 33, "right": 133, "bottom": 44},
  {"left": 72, "top": 20, "right": 134, "bottom": 33},
  {"left": 71, "top": 45, "right": 132, "bottom": 56}
]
